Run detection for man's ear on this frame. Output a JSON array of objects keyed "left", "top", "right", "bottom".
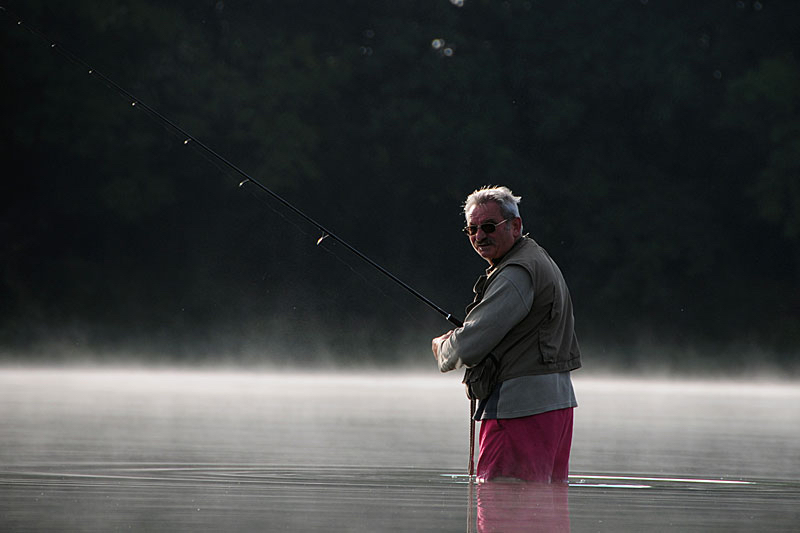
[{"left": 512, "top": 217, "right": 523, "bottom": 237}]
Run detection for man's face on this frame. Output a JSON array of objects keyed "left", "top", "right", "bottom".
[{"left": 466, "top": 202, "right": 521, "bottom": 265}]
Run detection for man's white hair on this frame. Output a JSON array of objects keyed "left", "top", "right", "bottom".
[{"left": 463, "top": 185, "right": 522, "bottom": 222}]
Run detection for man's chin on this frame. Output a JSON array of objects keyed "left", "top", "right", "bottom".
[{"left": 476, "top": 247, "right": 497, "bottom": 261}]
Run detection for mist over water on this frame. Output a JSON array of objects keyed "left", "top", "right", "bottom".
[{"left": 1, "top": 365, "right": 798, "bottom": 531}]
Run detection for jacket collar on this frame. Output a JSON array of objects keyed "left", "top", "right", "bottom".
[{"left": 486, "top": 236, "right": 528, "bottom": 276}]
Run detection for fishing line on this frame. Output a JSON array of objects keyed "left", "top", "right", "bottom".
[{"left": 2, "top": 6, "right": 463, "bottom": 328}]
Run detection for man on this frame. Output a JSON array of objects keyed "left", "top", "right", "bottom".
[{"left": 432, "top": 185, "right": 581, "bottom": 483}]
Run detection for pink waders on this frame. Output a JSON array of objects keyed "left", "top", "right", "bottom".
[{"left": 477, "top": 407, "right": 574, "bottom": 483}]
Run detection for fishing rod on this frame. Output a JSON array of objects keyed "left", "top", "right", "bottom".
[{"left": 2, "top": 6, "right": 464, "bottom": 329}]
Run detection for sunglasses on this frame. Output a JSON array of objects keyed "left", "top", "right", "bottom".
[{"left": 462, "top": 218, "right": 510, "bottom": 236}]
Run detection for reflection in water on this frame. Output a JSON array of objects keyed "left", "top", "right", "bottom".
[{"left": 474, "top": 481, "right": 570, "bottom": 532}]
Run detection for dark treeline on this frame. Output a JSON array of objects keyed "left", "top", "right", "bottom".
[{"left": 1, "top": 1, "right": 798, "bottom": 370}]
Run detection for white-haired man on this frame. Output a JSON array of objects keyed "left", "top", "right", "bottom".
[{"left": 432, "top": 185, "right": 581, "bottom": 483}]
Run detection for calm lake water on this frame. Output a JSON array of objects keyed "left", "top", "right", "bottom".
[{"left": 1, "top": 367, "right": 798, "bottom": 532}]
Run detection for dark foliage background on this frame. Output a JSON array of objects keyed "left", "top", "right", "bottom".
[{"left": 1, "top": 1, "right": 798, "bottom": 370}]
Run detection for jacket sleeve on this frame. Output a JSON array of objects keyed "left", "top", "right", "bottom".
[{"left": 436, "top": 265, "right": 533, "bottom": 372}]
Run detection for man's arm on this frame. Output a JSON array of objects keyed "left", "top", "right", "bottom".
[{"left": 433, "top": 265, "right": 533, "bottom": 372}]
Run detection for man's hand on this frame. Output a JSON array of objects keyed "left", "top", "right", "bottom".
[{"left": 431, "top": 330, "right": 454, "bottom": 360}]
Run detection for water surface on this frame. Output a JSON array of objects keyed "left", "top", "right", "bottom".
[{"left": 1, "top": 368, "right": 798, "bottom": 531}]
